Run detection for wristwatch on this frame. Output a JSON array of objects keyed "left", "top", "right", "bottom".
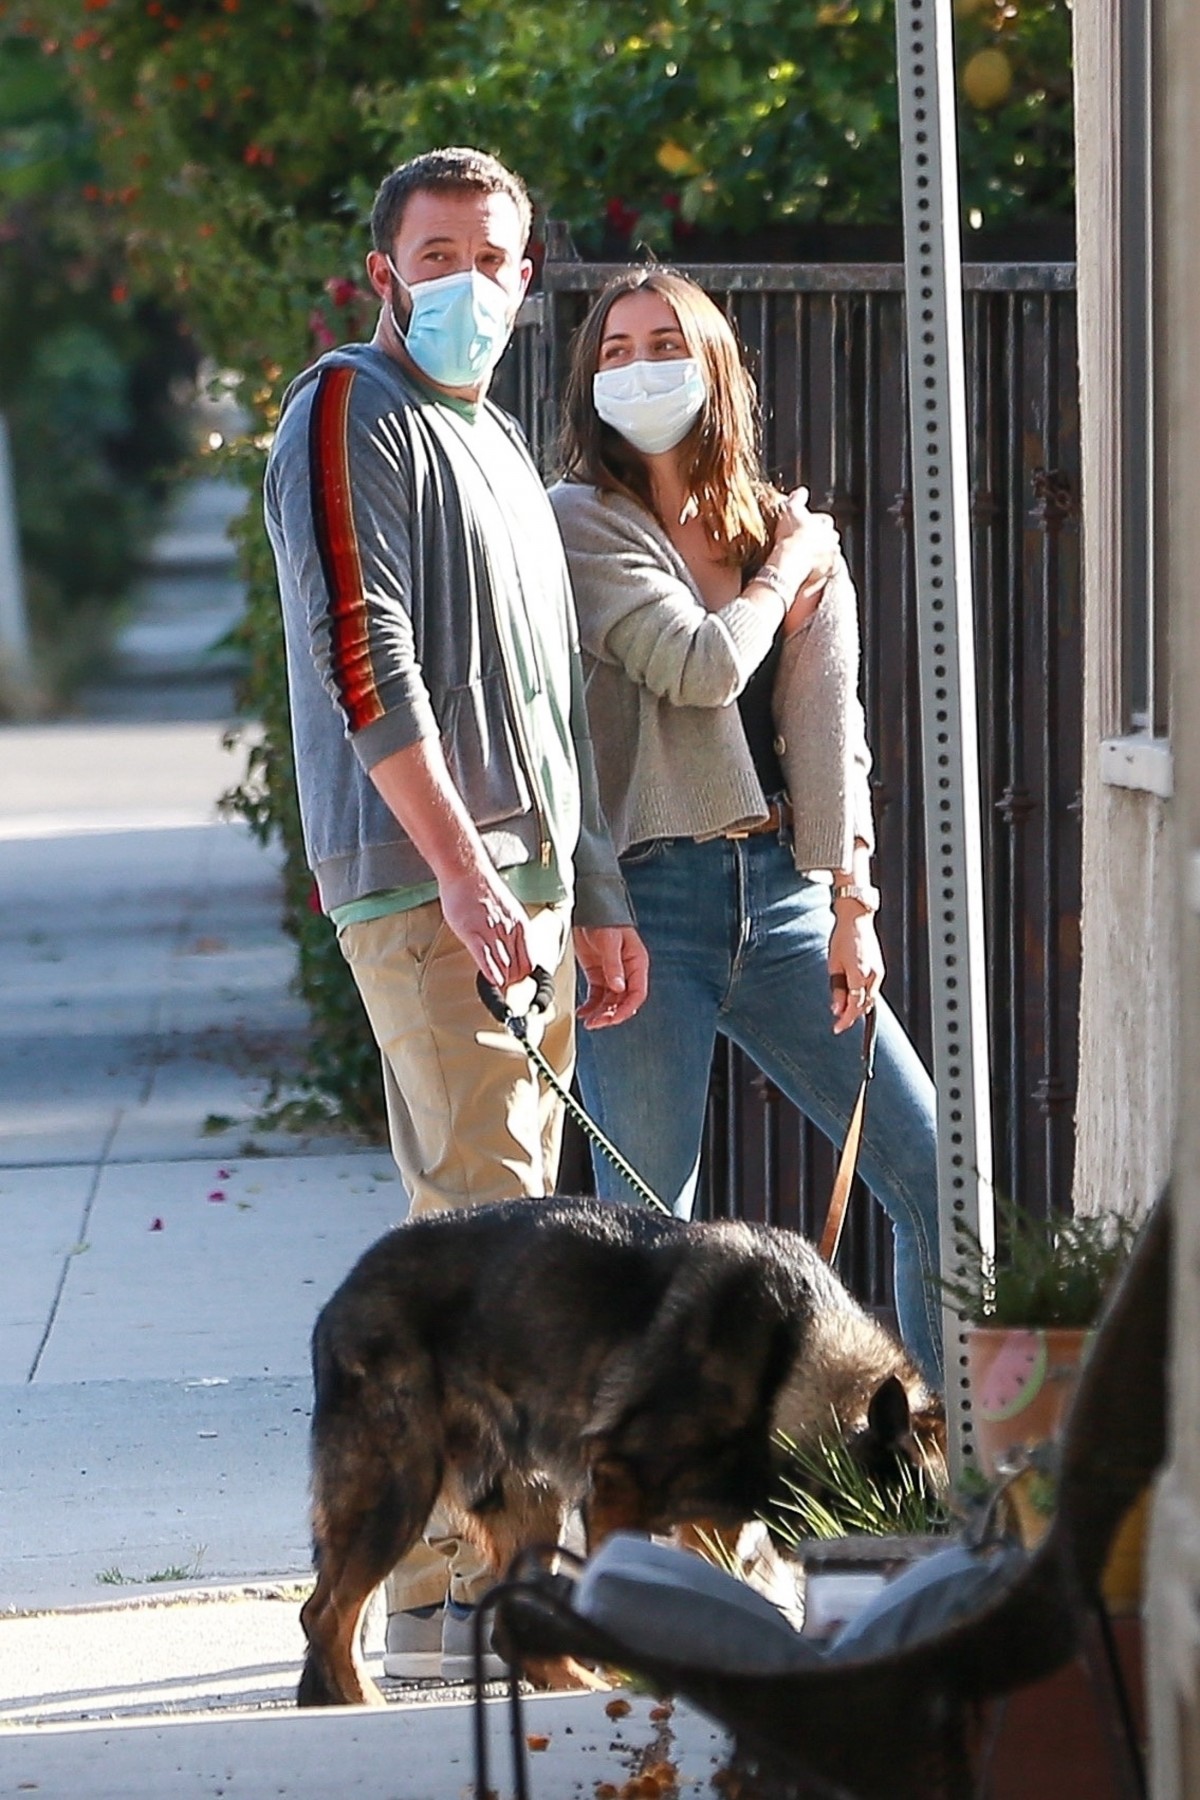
[{"left": 832, "top": 883, "right": 881, "bottom": 916}]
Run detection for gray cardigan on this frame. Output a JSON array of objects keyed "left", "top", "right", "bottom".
[{"left": 549, "top": 482, "right": 875, "bottom": 872}]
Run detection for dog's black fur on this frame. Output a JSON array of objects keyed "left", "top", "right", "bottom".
[{"left": 298, "top": 1197, "right": 943, "bottom": 1705}]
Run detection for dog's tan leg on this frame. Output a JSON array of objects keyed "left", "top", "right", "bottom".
[
  {"left": 519, "top": 1653, "right": 613, "bottom": 1692},
  {"left": 299, "top": 1450, "right": 441, "bottom": 1707},
  {"left": 300, "top": 1557, "right": 385, "bottom": 1707},
  {"left": 462, "top": 1473, "right": 566, "bottom": 1575},
  {"left": 466, "top": 1476, "right": 611, "bottom": 1693}
]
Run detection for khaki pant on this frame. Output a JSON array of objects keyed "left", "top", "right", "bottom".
[{"left": 338, "top": 897, "right": 574, "bottom": 1609}]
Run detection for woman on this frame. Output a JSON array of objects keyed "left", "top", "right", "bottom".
[{"left": 550, "top": 268, "right": 942, "bottom": 1381}]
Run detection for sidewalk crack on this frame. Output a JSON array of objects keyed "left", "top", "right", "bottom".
[{"left": 25, "top": 1109, "right": 123, "bottom": 1384}]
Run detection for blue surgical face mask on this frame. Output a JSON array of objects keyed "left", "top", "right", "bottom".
[
  {"left": 592, "top": 357, "right": 707, "bottom": 455},
  {"left": 388, "top": 262, "right": 514, "bottom": 389}
]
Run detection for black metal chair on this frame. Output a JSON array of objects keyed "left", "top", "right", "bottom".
[{"left": 479, "top": 1196, "right": 1170, "bottom": 1800}]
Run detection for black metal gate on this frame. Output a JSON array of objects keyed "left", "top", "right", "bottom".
[{"left": 495, "top": 254, "right": 1080, "bottom": 1314}]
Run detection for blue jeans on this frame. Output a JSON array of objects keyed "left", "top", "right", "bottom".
[{"left": 575, "top": 833, "right": 943, "bottom": 1381}]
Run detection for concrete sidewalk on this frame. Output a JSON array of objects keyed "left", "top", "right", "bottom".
[{"left": 0, "top": 481, "right": 734, "bottom": 1795}]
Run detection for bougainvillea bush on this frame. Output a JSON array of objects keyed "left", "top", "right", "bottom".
[
  {"left": 6, "top": 0, "right": 1073, "bottom": 385},
  {"left": 2, "top": 0, "right": 1074, "bottom": 1125}
]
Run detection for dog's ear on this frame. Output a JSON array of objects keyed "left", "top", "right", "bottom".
[
  {"left": 862, "top": 1376, "right": 949, "bottom": 1498},
  {"left": 865, "top": 1374, "right": 912, "bottom": 1450}
]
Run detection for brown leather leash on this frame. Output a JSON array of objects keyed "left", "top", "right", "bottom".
[{"left": 817, "top": 1004, "right": 878, "bottom": 1265}]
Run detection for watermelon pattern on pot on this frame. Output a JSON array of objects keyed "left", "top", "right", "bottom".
[{"left": 977, "top": 1330, "right": 1049, "bottom": 1422}]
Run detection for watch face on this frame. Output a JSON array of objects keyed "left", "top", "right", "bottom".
[{"left": 834, "top": 884, "right": 879, "bottom": 912}]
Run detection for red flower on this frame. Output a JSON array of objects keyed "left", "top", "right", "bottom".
[
  {"left": 604, "top": 196, "right": 639, "bottom": 236},
  {"left": 325, "top": 277, "right": 360, "bottom": 308}
]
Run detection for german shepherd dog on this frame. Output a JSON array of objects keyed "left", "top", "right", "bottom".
[{"left": 298, "top": 1197, "right": 944, "bottom": 1706}]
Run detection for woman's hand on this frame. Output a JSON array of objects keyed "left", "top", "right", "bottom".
[
  {"left": 574, "top": 924, "right": 650, "bottom": 1028},
  {"left": 828, "top": 912, "right": 884, "bottom": 1034},
  {"left": 772, "top": 485, "right": 840, "bottom": 590}
]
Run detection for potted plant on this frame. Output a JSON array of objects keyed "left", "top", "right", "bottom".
[{"left": 942, "top": 1200, "right": 1143, "bottom": 1595}]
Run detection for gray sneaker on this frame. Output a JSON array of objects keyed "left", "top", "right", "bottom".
[
  {"left": 382, "top": 1603, "right": 444, "bottom": 1680},
  {"left": 441, "top": 1599, "right": 506, "bottom": 1682}
]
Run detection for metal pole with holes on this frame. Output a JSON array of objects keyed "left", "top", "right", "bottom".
[{"left": 893, "top": 0, "right": 995, "bottom": 1472}]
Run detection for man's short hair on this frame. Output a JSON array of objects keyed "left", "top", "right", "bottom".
[{"left": 370, "top": 148, "right": 533, "bottom": 253}]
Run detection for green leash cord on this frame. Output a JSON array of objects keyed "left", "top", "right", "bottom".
[{"left": 475, "top": 969, "right": 673, "bottom": 1218}]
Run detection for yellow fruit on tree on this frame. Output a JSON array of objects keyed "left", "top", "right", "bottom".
[
  {"left": 962, "top": 46, "right": 1013, "bottom": 109},
  {"left": 655, "top": 140, "right": 701, "bottom": 178}
]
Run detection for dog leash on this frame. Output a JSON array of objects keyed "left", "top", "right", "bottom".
[
  {"left": 476, "top": 969, "right": 674, "bottom": 1216},
  {"left": 477, "top": 969, "right": 877, "bottom": 1257},
  {"left": 817, "top": 1003, "right": 878, "bottom": 1265}
]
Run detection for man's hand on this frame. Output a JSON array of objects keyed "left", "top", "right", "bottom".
[
  {"left": 438, "top": 867, "right": 537, "bottom": 991},
  {"left": 574, "top": 925, "right": 649, "bottom": 1029}
]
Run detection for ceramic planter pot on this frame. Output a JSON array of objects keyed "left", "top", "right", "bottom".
[
  {"left": 965, "top": 1325, "right": 1149, "bottom": 1610},
  {"left": 965, "top": 1325, "right": 1091, "bottom": 1480}
]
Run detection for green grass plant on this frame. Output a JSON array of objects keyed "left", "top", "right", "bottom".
[
  {"left": 941, "top": 1201, "right": 1137, "bottom": 1328},
  {"left": 766, "top": 1431, "right": 952, "bottom": 1546}
]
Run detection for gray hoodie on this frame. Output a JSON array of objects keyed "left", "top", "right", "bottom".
[{"left": 263, "top": 344, "right": 630, "bottom": 926}]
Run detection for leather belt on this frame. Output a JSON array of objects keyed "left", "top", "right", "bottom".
[{"left": 720, "top": 799, "right": 793, "bottom": 840}]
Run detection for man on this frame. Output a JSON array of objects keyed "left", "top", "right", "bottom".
[{"left": 264, "top": 147, "right": 648, "bottom": 1683}]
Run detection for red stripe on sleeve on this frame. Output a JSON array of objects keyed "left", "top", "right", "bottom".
[{"left": 309, "top": 366, "right": 384, "bottom": 732}]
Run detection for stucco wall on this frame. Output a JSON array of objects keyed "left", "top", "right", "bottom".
[
  {"left": 1073, "top": 783, "right": 1175, "bottom": 1219},
  {"left": 1072, "top": 0, "right": 1176, "bottom": 1224},
  {"left": 1075, "top": 0, "right": 1200, "bottom": 1786}
]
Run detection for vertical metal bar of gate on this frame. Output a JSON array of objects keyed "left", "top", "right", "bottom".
[{"left": 893, "top": 0, "right": 996, "bottom": 1470}]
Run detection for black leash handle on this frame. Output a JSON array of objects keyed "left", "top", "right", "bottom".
[{"left": 475, "top": 967, "right": 557, "bottom": 1034}]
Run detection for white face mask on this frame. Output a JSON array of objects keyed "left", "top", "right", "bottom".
[{"left": 592, "top": 357, "right": 707, "bottom": 455}]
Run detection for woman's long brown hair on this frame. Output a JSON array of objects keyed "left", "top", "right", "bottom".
[{"left": 557, "top": 268, "right": 782, "bottom": 567}]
